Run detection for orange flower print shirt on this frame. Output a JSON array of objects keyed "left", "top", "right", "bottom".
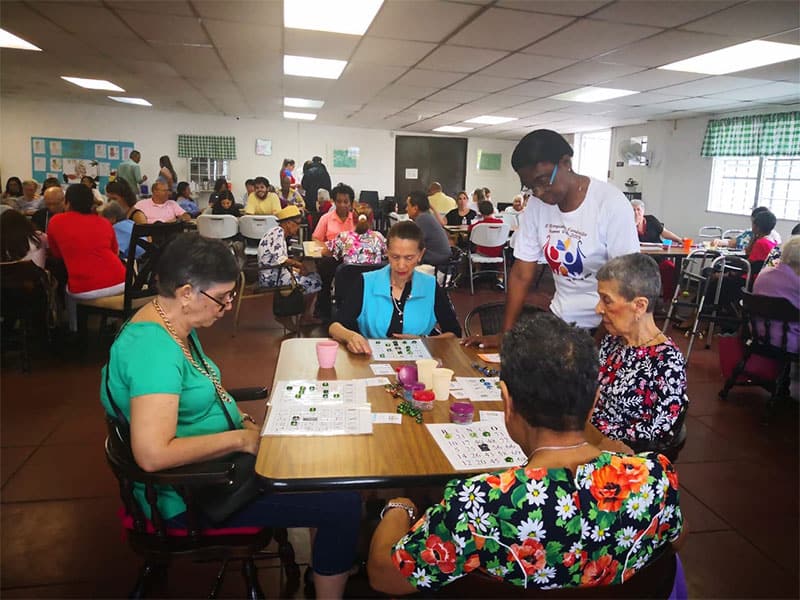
[{"left": 391, "top": 452, "right": 682, "bottom": 592}]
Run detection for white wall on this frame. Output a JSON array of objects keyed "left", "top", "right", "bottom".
[
  {"left": 609, "top": 109, "right": 799, "bottom": 243},
  {"left": 0, "top": 97, "right": 521, "bottom": 206}
]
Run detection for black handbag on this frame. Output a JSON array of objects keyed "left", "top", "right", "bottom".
[
  {"left": 272, "top": 268, "right": 305, "bottom": 317},
  {"left": 104, "top": 334, "right": 262, "bottom": 525}
]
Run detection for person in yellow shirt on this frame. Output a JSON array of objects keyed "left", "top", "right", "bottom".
[
  {"left": 244, "top": 176, "right": 281, "bottom": 215},
  {"left": 426, "top": 181, "right": 456, "bottom": 225}
]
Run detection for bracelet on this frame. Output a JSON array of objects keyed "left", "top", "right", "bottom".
[
  {"left": 380, "top": 501, "right": 417, "bottom": 522},
  {"left": 241, "top": 413, "right": 257, "bottom": 425}
]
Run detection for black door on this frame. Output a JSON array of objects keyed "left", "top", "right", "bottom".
[{"left": 394, "top": 136, "right": 467, "bottom": 211}]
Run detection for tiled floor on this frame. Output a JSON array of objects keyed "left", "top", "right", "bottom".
[{"left": 2, "top": 273, "right": 798, "bottom": 598}]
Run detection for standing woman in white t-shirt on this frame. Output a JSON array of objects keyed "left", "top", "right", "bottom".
[{"left": 463, "top": 129, "right": 639, "bottom": 348}]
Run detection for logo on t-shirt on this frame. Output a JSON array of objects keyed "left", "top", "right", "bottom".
[{"left": 543, "top": 227, "right": 588, "bottom": 279}]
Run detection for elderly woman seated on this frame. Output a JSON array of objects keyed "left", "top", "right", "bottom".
[
  {"left": 101, "top": 233, "right": 361, "bottom": 598},
  {"left": 587, "top": 254, "right": 689, "bottom": 454},
  {"left": 632, "top": 199, "right": 682, "bottom": 306},
  {"left": 368, "top": 313, "right": 684, "bottom": 594},
  {"left": 329, "top": 221, "right": 461, "bottom": 354},
  {"left": 326, "top": 202, "right": 386, "bottom": 265},
  {"left": 258, "top": 205, "right": 322, "bottom": 326}
]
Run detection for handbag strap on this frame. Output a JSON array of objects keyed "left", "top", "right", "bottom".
[{"left": 187, "top": 335, "right": 238, "bottom": 432}]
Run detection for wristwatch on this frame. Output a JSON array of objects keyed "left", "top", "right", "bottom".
[
  {"left": 380, "top": 501, "right": 417, "bottom": 522},
  {"left": 241, "top": 413, "right": 257, "bottom": 425}
]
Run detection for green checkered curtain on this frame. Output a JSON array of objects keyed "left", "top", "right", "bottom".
[
  {"left": 701, "top": 111, "right": 800, "bottom": 157},
  {"left": 177, "top": 135, "right": 237, "bottom": 159}
]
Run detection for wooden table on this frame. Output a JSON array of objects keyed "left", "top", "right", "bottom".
[
  {"left": 302, "top": 240, "right": 324, "bottom": 258},
  {"left": 255, "top": 337, "right": 503, "bottom": 491},
  {"left": 639, "top": 243, "right": 694, "bottom": 257}
]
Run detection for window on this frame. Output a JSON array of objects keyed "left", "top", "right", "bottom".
[
  {"left": 188, "top": 158, "right": 229, "bottom": 192},
  {"left": 708, "top": 156, "right": 800, "bottom": 220},
  {"left": 573, "top": 130, "right": 611, "bottom": 182}
]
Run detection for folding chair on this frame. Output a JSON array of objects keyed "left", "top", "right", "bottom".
[
  {"left": 722, "top": 228, "right": 745, "bottom": 241},
  {"left": 196, "top": 214, "right": 239, "bottom": 240},
  {"left": 468, "top": 222, "right": 510, "bottom": 295},
  {"left": 698, "top": 225, "right": 723, "bottom": 239},
  {"left": 239, "top": 215, "right": 279, "bottom": 260}
]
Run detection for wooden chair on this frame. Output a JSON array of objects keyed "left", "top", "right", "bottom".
[
  {"left": 719, "top": 290, "right": 799, "bottom": 421},
  {"left": 104, "top": 386, "right": 300, "bottom": 599},
  {"left": 463, "top": 302, "right": 545, "bottom": 337},
  {"left": 75, "top": 221, "right": 187, "bottom": 337}
]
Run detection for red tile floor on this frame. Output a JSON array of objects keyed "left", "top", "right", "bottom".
[{"left": 2, "top": 273, "right": 798, "bottom": 598}]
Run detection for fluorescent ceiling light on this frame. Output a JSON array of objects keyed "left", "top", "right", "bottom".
[
  {"left": 550, "top": 86, "right": 638, "bottom": 103},
  {"left": 465, "top": 115, "right": 518, "bottom": 125},
  {"left": 284, "top": 0, "right": 383, "bottom": 35},
  {"left": 108, "top": 96, "right": 152, "bottom": 107},
  {"left": 284, "top": 111, "right": 317, "bottom": 121},
  {"left": 433, "top": 126, "right": 473, "bottom": 133},
  {"left": 659, "top": 40, "right": 800, "bottom": 75},
  {"left": 284, "top": 97, "right": 325, "bottom": 109},
  {"left": 61, "top": 76, "right": 125, "bottom": 92},
  {"left": 284, "top": 55, "right": 347, "bottom": 79},
  {"left": 0, "top": 28, "right": 41, "bottom": 51}
]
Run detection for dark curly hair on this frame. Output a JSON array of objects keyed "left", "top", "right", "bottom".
[{"left": 500, "top": 313, "right": 597, "bottom": 431}]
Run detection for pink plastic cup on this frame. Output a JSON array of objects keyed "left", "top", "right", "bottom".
[{"left": 316, "top": 340, "right": 339, "bottom": 369}]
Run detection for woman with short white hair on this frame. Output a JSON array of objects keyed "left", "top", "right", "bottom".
[{"left": 753, "top": 236, "right": 800, "bottom": 352}]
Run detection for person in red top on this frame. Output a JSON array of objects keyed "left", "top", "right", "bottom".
[
  {"left": 468, "top": 200, "right": 504, "bottom": 257},
  {"left": 48, "top": 184, "right": 126, "bottom": 331}
]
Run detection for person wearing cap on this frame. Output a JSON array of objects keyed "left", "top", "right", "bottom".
[{"left": 258, "top": 205, "right": 322, "bottom": 326}]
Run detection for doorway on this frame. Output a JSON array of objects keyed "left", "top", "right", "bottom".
[{"left": 394, "top": 136, "right": 467, "bottom": 210}]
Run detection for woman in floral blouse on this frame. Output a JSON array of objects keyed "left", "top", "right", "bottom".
[
  {"left": 326, "top": 202, "right": 386, "bottom": 265},
  {"left": 368, "top": 314, "right": 684, "bottom": 594},
  {"left": 588, "top": 253, "right": 689, "bottom": 453}
]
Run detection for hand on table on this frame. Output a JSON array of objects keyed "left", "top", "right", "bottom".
[
  {"left": 460, "top": 333, "right": 500, "bottom": 349},
  {"left": 240, "top": 428, "right": 262, "bottom": 455},
  {"left": 346, "top": 333, "right": 372, "bottom": 355}
]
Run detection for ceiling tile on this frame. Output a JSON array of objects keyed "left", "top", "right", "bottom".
[
  {"left": 376, "top": 83, "right": 440, "bottom": 100},
  {"left": 542, "top": 61, "right": 645, "bottom": 85},
  {"left": 496, "top": 1, "right": 611, "bottom": 17},
  {"left": 653, "top": 96, "right": 746, "bottom": 111},
  {"left": 658, "top": 76, "right": 768, "bottom": 96},
  {"left": 160, "top": 46, "right": 229, "bottom": 79},
  {"left": 600, "top": 30, "right": 745, "bottom": 67},
  {"left": 601, "top": 68, "right": 709, "bottom": 91},
  {"left": 732, "top": 59, "right": 800, "bottom": 83},
  {"left": 522, "top": 19, "right": 662, "bottom": 60},
  {"left": 193, "top": 0, "right": 281, "bottom": 23},
  {"left": 204, "top": 21, "right": 282, "bottom": 52},
  {"left": 367, "top": 0, "right": 481, "bottom": 42},
  {"left": 497, "top": 98, "right": 573, "bottom": 115},
  {"left": 601, "top": 91, "right": 688, "bottom": 107},
  {"left": 350, "top": 37, "right": 436, "bottom": 67},
  {"left": 282, "top": 77, "right": 338, "bottom": 98},
  {"left": 680, "top": 0, "right": 800, "bottom": 38},
  {"left": 764, "top": 28, "right": 800, "bottom": 44},
  {"left": 32, "top": 2, "right": 138, "bottom": 39},
  {"left": 338, "top": 63, "right": 406, "bottom": 86},
  {"left": 427, "top": 88, "right": 487, "bottom": 103},
  {"left": 406, "top": 99, "right": 461, "bottom": 116},
  {"left": 449, "top": 8, "right": 575, "bottom": 51},
  {"left": 479, "top": 53, "right": 577, "bottom": 79},
  {"left": 116, "top": 9, "right": 210, "bottom": 45},
  {"left": 449, "top": 74, "right": 525, "bottom": 92},
  {"left": 418, "top": 45, "right": 508, "bottom": 73},
  {"left": 396, "top": 69, "right": 464, "bottom": 87},
  {"left": 703, "top": 81, "right": 800, "bottom": 102},
  {"left": 503, "top": 80, "right": 575, "bottom": 98},
  {"left": 283, "top": 30, "right": 360, "bottom": 61},
  {"left": 592, "top": 1, "right": 739, "bottom": 28}
]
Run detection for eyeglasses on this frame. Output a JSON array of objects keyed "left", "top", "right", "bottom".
[
  {"left": 527, "top": 163, "right": 559, "bottom": 195},
  {"left": 200, "top": 288, "right": 238, "bottom": 312}
]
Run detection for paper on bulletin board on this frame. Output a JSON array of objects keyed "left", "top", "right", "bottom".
[
  {"left": 49, "top": 141, "right": 62, "bottom": 156},
  {"left": 33, "top": 139, "right": 45, "bottom": 154},
  {"left": 108, "top": 146, "right": 119, "bottom": 160},
  {"left": 33, "top": 157, "right": 46, "bottom": 171},
  {"left": 405, "top": 168, "right": 418, "bottom": 179},
  {"left": 255, "top": 138, "right": 272, "bottom": 156},
  {"left": 97, "top": 162, "right": 110, "bottom": 176},
  {"left": 95, "top": 143, "right": 107, "bottom": 159}
]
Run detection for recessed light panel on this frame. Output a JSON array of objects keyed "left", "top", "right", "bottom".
[
  {"left": 465, "top": 116, "right": 518, "bottom": 125},
  {"left": 284, "top": 111, "right": 317, "bottom": 121},
  {"left": 61, "top": 76, "right": 125, "bottom": 92},
  {"left": 284, "top": 0, "right": 383, "bottom": 35},
  {"left": 659, "top": 40, "right": 800, "bottom": 75},
  {"left": 284, "top": 97, "right": 325, "bottom": 109},
  {"left": 550, "top": 86, "right": 638, "bottom": 103},
  {"left": 0, "top": 28, "right": 41, "bottom": 51},
  {"left": 109, "top": 97, "right": 152, "bottom": 107},
  {"left": 433, "top": 126, "right": 473, "bottom": 133},
  {"left": 284, "top": 55, "right": 347, "bottom": 79}
]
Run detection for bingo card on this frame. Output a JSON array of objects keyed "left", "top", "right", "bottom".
[
  {"left": 453, "top": 377, "right": 502, "bottom": 401},
  {"left": 263, "top": 404, "right": 372, "bottom": 436},
  {"left": 426, "top": 422, "right": 526, "bottom": 471},
  {"left": 269, "top": 380, "right": 367, "bottom": 406},
  {"left": 368, "top": 338, "right": 432, "bottom": 361}
]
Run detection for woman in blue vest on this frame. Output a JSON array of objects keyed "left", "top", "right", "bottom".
[{"left": 328, "top": 221, "right": 461, "bottom": 354}]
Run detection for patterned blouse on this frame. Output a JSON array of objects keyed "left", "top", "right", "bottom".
[
  {"left": 257, "top": 226, "right": 321, "bottom": 294},
  {"left": 327, "top": 230, "right": 386, "bottom": 265},
  {"left": 392, "top": 452, "right": 682, "bottom": 592},
  {"left": 591, "top": 335, "right": 688, "bottom": 450}
]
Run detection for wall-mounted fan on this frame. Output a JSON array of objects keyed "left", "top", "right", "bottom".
[{"left": 618, "top": 139, "right": 651, "bottom": 166}]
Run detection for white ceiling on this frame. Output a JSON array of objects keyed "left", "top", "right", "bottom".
[{"left": 1, "top": 0, "right": 798, "bottom": 139}]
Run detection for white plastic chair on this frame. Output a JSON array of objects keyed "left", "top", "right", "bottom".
[
  {"left": 468, "top": 222, "right": 510, "bottom": 295},
  {"left": 239, "top": 215, "right": 279, "bottom": 255},
  {"left": 698, "top": 226, "right": 723, "bottom": 239},
  {"left": 499, "top": 212, "right": 519, "bottom": 230},
  {"left": 722, "top": 228, "right": 744, "bottom": 240},
  {"left": 388, "top": 212, "right": 410, "bottom": 228},
  {"left": 196, "top": 214, "right": 238, "bottom": 239}
]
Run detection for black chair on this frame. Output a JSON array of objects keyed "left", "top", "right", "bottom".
[
  {"left": 0, "top": 261, "right": 55, "bottom": 371},
  {"left": 331, "top": 263, "right": 386, "bottom": 322},
  {"left": 104, "top": 386, "right": 300, "bottom": 599},
  {"left": 358, "top": 190, "right": 379, "bottom": 212},
  {"left": 75, "top": 221, "right": 188, "bottom": 337},
  {"left": 463, "top": 302, "right": 545, "bottom": 337},
  {"left": 719, "top": 290, "right": 799, "bottom": 421},
  {"left": 435, "top": 246, "right": 466, "bottom": 290},
  {"left": 628, "top": 401, "right": 689, "bottom": 463}
]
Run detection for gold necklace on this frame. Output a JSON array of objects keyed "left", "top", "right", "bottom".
[
  {"left": 152, "top": 298, "right": 231, "bottom": 403},
  {"left": 634, "top": 331, "right": 663, "bottom": 347},
  {"left": 527, "top": 441, "right": 589, "bottom": 462}
]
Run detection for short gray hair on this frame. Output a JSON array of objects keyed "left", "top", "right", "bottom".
[
  {"left": 782, "top": 236, "right": 800, "bottom": 274},
  {"left": 597, "top": 253, "right": 661, "bottom": 313},
  {"left": 630, "top": 199, "right": 645, "bottom": 211},
  {"left": 317, "top": 188, "right": 330, "bottom": 201},
  {"left": 101, "top": 201, "right": 125, "bottom": 223}
]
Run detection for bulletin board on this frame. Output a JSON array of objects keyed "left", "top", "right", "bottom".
[{"left": 30, "top": 137, "right": 135, "bottom": 192}]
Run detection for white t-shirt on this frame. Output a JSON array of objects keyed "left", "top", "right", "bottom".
[{"left": 513, "top": 178, "right": 640, "bottom": 328}]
